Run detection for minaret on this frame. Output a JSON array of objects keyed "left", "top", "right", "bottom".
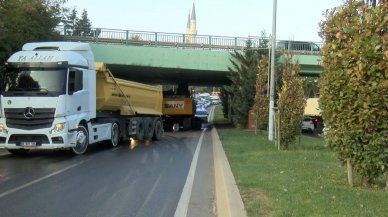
[
  {"left": 190, "top": 3, "right": 197, "bottom": 35},
  {"left": 185, "top": 3, "right": 197, "bottom": 43},
  {"left": 185, "top": 11, "right": 191, "bottom": 36}
]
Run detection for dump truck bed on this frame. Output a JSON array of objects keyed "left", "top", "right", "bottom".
[{"left": 95, "top": 62, "right": 163, "bottom": 115}]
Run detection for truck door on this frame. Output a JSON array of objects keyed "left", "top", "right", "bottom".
[{"left": 66, "top": 69, "right": 88, "bottom": 115}]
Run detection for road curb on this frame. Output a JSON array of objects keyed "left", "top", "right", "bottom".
[{"left": 212, "top": 127, "right": 247, "bottom": 217}]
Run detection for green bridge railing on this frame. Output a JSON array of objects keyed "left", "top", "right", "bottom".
[{"left": 57, "top": 25, "right": 322, "bottom": 54}]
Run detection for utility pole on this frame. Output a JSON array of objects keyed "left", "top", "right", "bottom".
[{"left": 268, "top": 0, "right": 277, "bottom": 141}]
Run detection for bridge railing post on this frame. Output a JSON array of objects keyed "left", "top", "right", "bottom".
[
  {"left": 182, "top": 34, "right": 185, "bottom": 49},
  {"left": 310, "top": 42, "right": 313, "bottom": 55},
  {"left": 234, "top": 37, "right": 238, "bottom": 50},
  {"left": 155, "top": 32, "right": 158, "bottom": 47},
  {"left": 126, "top": 30, "right": 129, "bottom": 45},
  {"left": 209, "top": 36, "right": 212, "bottom": 50},
  {"left": 287, "top": 40, "right": 291, "bottom": 52}
]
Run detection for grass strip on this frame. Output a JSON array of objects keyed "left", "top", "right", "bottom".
[{"left": 213, "top": 106, "right": 388, "bottom": 217}]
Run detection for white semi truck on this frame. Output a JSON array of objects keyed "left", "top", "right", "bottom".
[{"left": 0, "top": 42, "right": 164, "bottom": 155}]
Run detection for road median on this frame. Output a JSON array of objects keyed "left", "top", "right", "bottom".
[{"left": 212, "top": 127, "right": 247, "bottom": 217}]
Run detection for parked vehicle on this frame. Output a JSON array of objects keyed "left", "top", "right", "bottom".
[
  {"left": 0, "top": 42, "right": 163, "bottom": 155},
  {"left": 302, "top": 116, "right": 315, "bottom": 133}
]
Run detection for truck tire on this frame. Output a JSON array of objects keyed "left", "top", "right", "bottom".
[
  {"left": 71, "top": 125, "right": 89, "bottom": 155},
  {"left": 133, "top": 118, "right": 145, "bottom": 140},
  {"left": 153, "top": 119, "right": 163, "bottom": 141},
  {"left": 108, "top": 122, "right": 120, "bottom": 147},
  {"left": 8, "top": 149, "right": 30, "bottom": 155},
  {"left": 144, "top": 117, "right": 154, "bottom": 140}
]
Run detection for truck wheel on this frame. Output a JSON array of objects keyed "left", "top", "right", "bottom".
[
  {"left": 72, "top": 125, "right": 89, "bottom": 155},
  {"left": 144, "top": 117, "right": 154, "bottom": 140},
  {"left": 8, "top": 149, "right": 30, "bottom": 155},
  {"left": 173, "top": 123, "right": 180, "bottom": 132},
  {"left": 109, "top": 122, "right": 120, "bottom": 147},
  {"left": 153, "top": 119, "right": 163, "bottom": 141},
  {"left": 133, "top": 119, "right": 144, "bottom": 140}
]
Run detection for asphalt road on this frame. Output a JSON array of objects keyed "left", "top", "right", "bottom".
[{"left": 0, "top": 128, "right": 215, "bottom": 217}]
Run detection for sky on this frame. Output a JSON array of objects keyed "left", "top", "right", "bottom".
[{"left": 65, "top": 0, "right": 344, "bottom": 42}]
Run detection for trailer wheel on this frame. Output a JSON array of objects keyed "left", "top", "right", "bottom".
[
  {"left": 108, "top": 122, "right": 120, "bottom": 147},
  {"left": 133, "top": 119, "right": 144, "bottom": 140},
  {"left": 153, "top": 119, "right": 163, "bottom": 141},
  {"left": 72, "top": 125, "right": 89, "bottom": 155},
  {"left": 144, "top": 117, "right": 154, "bottom": 140}
]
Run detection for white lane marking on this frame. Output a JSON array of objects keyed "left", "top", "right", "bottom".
[
  {"left": 174, "top": 129, "right": 207, "bottom": 217},
  {"left": 208, "top": 106, "right": 215, "bottom": 123},
  {"left": 0, "top": 159, "right": 88, "bottom": 198}
]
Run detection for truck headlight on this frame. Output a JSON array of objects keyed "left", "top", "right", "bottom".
[
  {"left": 0, "top": 123, "right": 8, "bottom": 134},
  {"left": 50, "top": 122, "right": 65, "bottom": 134}
]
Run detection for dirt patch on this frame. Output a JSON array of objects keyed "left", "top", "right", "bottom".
[{"left": 241, "top": 188, "right": 275, "bottom": 217}]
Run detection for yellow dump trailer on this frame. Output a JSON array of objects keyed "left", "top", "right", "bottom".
[
  {"left": 162, "top": 97, "right": 194, "bottom": 116},
  {"left": 93, "top": 62, "right": 164, "bottom": 142},
  {"left": 95, "top": 62, "right": 163, "bottom": 116}
]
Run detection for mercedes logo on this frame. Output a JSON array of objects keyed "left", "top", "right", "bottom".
[{"left": 24, "top": 107, "right": 35, "bottom": 119}]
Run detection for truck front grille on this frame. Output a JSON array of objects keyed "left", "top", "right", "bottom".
[{"left": 4, "top": 108, "right": 55, "bottom": 130}]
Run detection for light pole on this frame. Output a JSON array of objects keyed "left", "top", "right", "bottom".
[{"left": 268, "top": 0, "right": 277, "bottom": 141}]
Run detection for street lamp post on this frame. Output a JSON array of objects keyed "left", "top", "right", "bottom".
[{"left": 268, "top": 0, "right": 277, "bottom": 141}]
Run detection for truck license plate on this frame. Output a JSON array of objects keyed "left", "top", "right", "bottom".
[{"left": 20, "top": 142, "right": 36, "bottom": 147}]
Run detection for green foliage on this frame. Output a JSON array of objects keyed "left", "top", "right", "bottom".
[
  {"left": 129, "top": 34, "right": 142, "bottom": 41},
  {"left": 75, "top": 9, "right": 92, "bottom": 36},
  {"left": 319, "top": 0, "right": 388, "bottom": 183},
  {"left": 302, "top": 77, "right": 320, "bottom": 98},
  {"left": 223, "top": 34, "right": 270, "bottom": 128},
  {"left": 228, "top": 40, "right": 258, "bottom": 128},
  {"left": 64, "top": 8, "right": 92, "bottom": 36},
  {"left": 219, "top": 86, "right": 231, "bottom": 118},
  {"left": 217, "top": 124, "right": 388, "bottom": 217},
  {"left": 64, "top": 8, "right": 78, "bottom": 35},
  {"left": 0, "top": 0, "right": 65, "bottom": 63},
  {"left": 253, "top": 55, "right": 269, "bottom": 130},
  {"left": 277, "top": 54, "right": 305, "bottom": 149}
]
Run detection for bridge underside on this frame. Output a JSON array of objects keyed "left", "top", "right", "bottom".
[
  {"left": 90, "top": 43, "right": 321, "bottom": 87},
  {"left": 106, "top": 64, "right": 230, "bottom": 86}
]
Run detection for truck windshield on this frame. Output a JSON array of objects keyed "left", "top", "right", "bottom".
[{"left": 0, "top": 68, "right": 67, "bottom": 97}]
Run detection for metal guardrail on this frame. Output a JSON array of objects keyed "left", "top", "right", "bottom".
[{"left": 56, "top": 25, "right": 322, "bottom": 54}]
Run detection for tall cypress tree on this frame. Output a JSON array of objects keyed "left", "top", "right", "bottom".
[
  {"left": 75, "top": 9, "right": 92, "bottom": 36},
  {"left": 222, "top": 34, "right": 270, "bottom": 128}
]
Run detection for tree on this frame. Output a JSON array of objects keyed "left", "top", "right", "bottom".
[
  {"left": 219, "top": 86, "right": 232, "bottom": 119},
  {"left": 319, "top": 0, "right": 388, "bottom": 186},
  {"left": 277, "top": 54, "right": 305, "bottom": 149},
  {"left": 75, "top": 9, "right": 92, "bottom": 36},
  {"left": 302, "top": 77, "right": 320, "bottom": 98},
  {"left": 0, "top": 0, "right": 65, "bottom": 64},
  {"left": 222, "top": 33, "right": 270, "bottom": 128},
  {"left": 253, "top": 55, "right": 269, "bottom": 131},
  {"left": 64, "top": 8, "right": 78, "bottom": 36},
  {"left": 224, "top": 40, "right": 258, "bottom": 128}
]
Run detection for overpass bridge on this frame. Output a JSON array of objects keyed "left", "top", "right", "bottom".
[{"left": 59, "top": 26, "right": 323, "bottom": 86}]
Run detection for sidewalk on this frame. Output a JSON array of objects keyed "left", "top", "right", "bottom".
[{"left": 212, "top": 127, "right": 247, "bottom": 217}]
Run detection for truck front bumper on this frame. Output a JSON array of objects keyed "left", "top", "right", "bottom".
[{"left": 0, "top": 121, "right": 77, "bottom": 150}]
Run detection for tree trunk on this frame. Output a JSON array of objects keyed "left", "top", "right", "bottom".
[
  {"left": 385, "top": 175, "right": 388, "bottom": 192},
  {"left": 347, "top": 159, "right": 353, "bottom": 187}
]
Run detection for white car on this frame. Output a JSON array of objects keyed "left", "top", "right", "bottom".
[{"left": 302, "top": 116, "right": 315, "bottom": 133}]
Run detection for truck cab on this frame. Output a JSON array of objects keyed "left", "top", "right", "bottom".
[{"left": 0, "top": 42, "right": 97, "bottom": 154}]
